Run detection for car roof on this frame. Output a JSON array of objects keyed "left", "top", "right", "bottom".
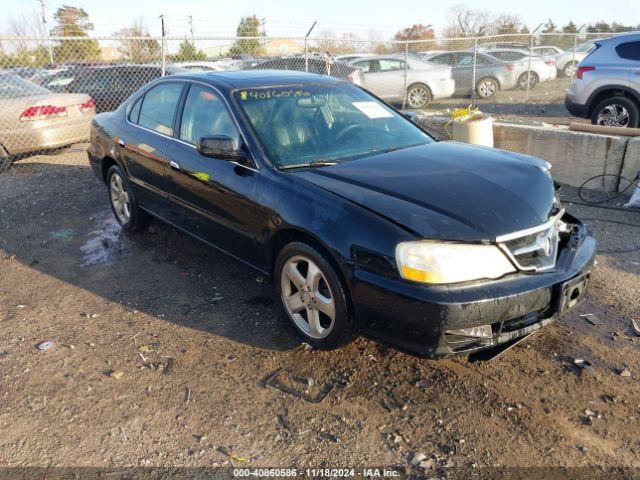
[
  {"left": 168, "top": 70, "right": 345, "bottom": 89},
  {"left": 598, "top": 32, "right": 640, "bottom": 44}
]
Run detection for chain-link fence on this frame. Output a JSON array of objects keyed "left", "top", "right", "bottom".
[{"left": 0, "top": 31, "right": 622, "bottom": 174}]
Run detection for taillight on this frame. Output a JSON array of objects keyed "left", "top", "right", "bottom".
[
  {"left": 79, "top": 98, "right": 96, "bottom": 113},
  {"left": 545, "top": 60, "right": 556, "bottom": 66},
  {"left": 577, "top": 66, "right": 595, "bottom": 80},
  {"left": 20, "top": 105, "right": 67, "bottom": 121},
  {"left": 506, "top": 63, "right": 514, "bottom": 71}
]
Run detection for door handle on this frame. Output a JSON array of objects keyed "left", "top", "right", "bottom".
[{"left": 169, "top": 160, "right": 181, "bottom": 171}]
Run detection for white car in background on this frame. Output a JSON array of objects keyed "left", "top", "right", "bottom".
[
  {"left": 171, "top": 61, "right": 226, "bottom": 72},
  {"left": 532, "top": 45, "right": 564, "bottom": 60},
  {"left": 348, "top": 55, "right": 455, "bottom": 108},
  {"left": 484, "top": 49, "right": 557, "bottom": 89},
  {"left": 555, "top": 40, "right": 600, "bottom": 77}
]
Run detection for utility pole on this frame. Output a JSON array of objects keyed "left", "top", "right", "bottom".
[
  {"left": 188, "top": 15, "right": 194, "bottom": 44},
  {"left": 39, "top": 0, "right": 54, "bottom": 64},
  {"left": 159, "top": 14, "right": 166, "bottom": 76}
]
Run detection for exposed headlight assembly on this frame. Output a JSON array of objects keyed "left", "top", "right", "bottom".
[{"left": 396, "top": 241, "right": 516, "bottom": 284}]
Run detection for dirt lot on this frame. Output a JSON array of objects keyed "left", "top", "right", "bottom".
[{"left": 1, "top": 147, "right": 640, "bottom": 472}]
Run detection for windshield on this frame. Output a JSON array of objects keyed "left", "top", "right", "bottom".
[
  {"left": 233, "top": 83, "right": 433, "bottom": 168},
  {"left": 575, "top": 42, "right": 596, "bottom": 53},
  {"left": 0, "top": 74, "right": 50, "bottom": 98}
]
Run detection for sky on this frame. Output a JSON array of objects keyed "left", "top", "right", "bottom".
[{"left": 0, "top": 0, "right": 638, "bottom": 38}]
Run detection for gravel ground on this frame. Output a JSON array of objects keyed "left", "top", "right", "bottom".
[{"left": 1, "top": 147, "right": 639, "bottom": 473}]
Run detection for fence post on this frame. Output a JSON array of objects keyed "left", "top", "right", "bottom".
[
  {"left": 526, "top": 24, "right": 543, "bottom": 100},
  {"left": 159, "top": 15, "right": 166, "bottom": 77},
  {"left": 402, "top": 41, "right": 408, "bottom": 109},
  {"left": 304, "top": 38, "right": 308, "bottom": 72},
  {"left": 471, "top": 37, "right": 478, "bottom": 106},
  {"left": 571, "top": 33, "right": 578, "bottom": 80}
]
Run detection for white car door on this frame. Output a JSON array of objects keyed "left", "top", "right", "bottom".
[{"left": 354, "top": 59, "right": 405, "bottom": 101}]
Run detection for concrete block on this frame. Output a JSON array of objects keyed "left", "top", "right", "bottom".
[
  {"left": 492, "top": 123, "right": 627, "bottom": 193},
  {"left": 415, "top": 115, "right": 629, "bottom": 193},
  {"left": 620, "top": 137, "right": 640, "bottom": 193}
]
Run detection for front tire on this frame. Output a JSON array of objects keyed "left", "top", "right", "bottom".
[
  {"left": 106, "top": 164, "right": 151, "bottom": 232},
  {"left": 590, "top": 96, "right": 640, "bottom": 128},
  {"left": 475, "top": 77, "right": 498, "bottom": 99},
  {"left": 275, "top": 242, "right": 353, "bottom": 349},
  {"left": 406, "top": 83, "right": 432, "bottom": 109}
]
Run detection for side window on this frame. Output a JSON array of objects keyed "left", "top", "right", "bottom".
[
  {"left": 137, "top": 82, "right": 183, "bottom": 136},
  {"left": 457, "top": 55, "right": 473, "bottom": 66},
  {"left": 76, "top": 72, "right": 112, "bottom": 92},
  {"left": 179, "top": 84, "right": 240, "bottom": 147},
  {"left": 616, "top": 42, "right": 640, "bottom": 61},
  {"left": 379, "top": 59, "right": 404, "bottom": 71},
  {"left": 353, "top": 60, "right": 371, "bottom": 73},
  {"left": 129, "top": 96, "right": 143, "bottom": 123}
]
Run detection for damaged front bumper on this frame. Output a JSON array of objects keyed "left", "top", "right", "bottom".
[{"left": 352, "top": 214, "right": 596, "bottom": 358}]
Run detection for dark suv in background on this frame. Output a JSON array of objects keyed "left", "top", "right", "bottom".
[
  {"left": 42, "top": 65, "right": 186, "bottom": 113},
  {"left": 565, "top": 32, "right": 640, "bottom": 128}
]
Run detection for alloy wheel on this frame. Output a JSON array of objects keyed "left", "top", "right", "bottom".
[
  {"left": 407, "top": 86, "right": 431, "bottom": 108},
  {"left": 109, "top": 173, "right": 131, "bottom": 224},
  {"left": 280, "top": 254, "right": 336, "bottom": 339},
  {"left": 477, "top": 79, "right": 497, "bottom": 98},
  {"left": 596, "top": 104, "right": 630, "bottom": 127}
]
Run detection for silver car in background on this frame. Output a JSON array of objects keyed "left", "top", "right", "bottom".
[
  {"left": 565, "top": 32, "right": 640, "bottom": 128},
  {"left": 348, "top": 55, "right": 455, "bottom": 108},
  {"left": 425, "top": 51, "right": 517, "bottom": 99},
  {"left": 484, "top": 49, "right": 557, "bottom": 89},
  {"left": 0, "top": 74, "right": 95, "bottom": 170}
]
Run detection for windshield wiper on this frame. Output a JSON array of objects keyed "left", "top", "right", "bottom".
[{"left": 279, "top": 159, "right": 341, "bottom": 171}]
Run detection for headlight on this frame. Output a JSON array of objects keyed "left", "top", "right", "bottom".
[{"left": 395, "top": 241, "right": 516, "bottom": 284}]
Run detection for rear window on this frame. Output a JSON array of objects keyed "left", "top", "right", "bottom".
[
  {"left": 0, "top": 74, "right": 50, "bottom": 97},
  {"left": 615, "top": 41, "right": 640, "bottom": 61}
]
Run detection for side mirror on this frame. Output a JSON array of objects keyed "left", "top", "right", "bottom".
[{"left": 197, "top": 135, "right": 247, "bottom": 161}]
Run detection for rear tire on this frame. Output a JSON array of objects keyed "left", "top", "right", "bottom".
[
  {"left": 590, "top": 96, "right": 640, "bottom": 128},
  {"left": 563, "top": 62, "right": 577, "bottom": 77},
  {"left": 518, "top": 71, "right": 539, "bottom": 90},
  {"left": 0, "top": 146, "right": 13, "bottom": 173},
  {"left": 406, "top": 83, "right": 432, "bottom": 109},
  {"left": 275, "top": 242, "right": 353, "bottom": 349},
  {"left": 475, "top": 77, "right": 499, "bottom": 99},
  {"left": 106, "top": 164, "right": 152, "bottom": 232}
]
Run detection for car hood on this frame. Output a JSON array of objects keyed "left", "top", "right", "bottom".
[{"left": 293, "top": 141, "right": 556, "bottom": 241}]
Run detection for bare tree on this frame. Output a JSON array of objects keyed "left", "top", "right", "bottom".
[
  {"left": 113, "top": 19, "right": 161, "bottom": 62},
  {"left": 5, "top": 12, "right": 47, "bottom": 52},
  {"left": 444, "top": 4, "right": 491, "bottom": 38},
  {"left": 491, "top": 13, "right": 522, "bottom": 35}
]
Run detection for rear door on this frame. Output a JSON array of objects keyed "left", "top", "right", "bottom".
[
  {"left": 163, "top": 82, "right": 260, "bottom": 262},
  {"left": 118, "top": 81, "right": 185, "bottom": 211},
  {"left": 615, "top": 41, "right": 640, "bottom": 93}
]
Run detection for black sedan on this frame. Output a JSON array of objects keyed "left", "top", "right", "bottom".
[{"left": 87, "top": 70, "right": 596, "bottom": 358}]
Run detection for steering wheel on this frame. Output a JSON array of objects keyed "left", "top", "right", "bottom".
[{"left": 334, "top": 124, "right": 368, "bottom": 143}]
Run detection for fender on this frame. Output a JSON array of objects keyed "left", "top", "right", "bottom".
[{"left": 585, "top": 85, "right": 640, "bottom": 115}]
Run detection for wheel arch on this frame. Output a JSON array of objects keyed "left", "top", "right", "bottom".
[
  {"left": 269, "top": 227, "right": 355, "bottom": 316},
  {"left": 586, "top": 86, "right": 640, "bottom": 117}
]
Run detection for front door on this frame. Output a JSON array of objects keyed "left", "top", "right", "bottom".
[{"left": 164, "top": 83, "right": 260, "bottom": 263}]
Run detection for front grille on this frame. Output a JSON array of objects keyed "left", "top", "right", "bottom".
[{"left": 496, "top": 209, "right": 565, "bottom": 272}]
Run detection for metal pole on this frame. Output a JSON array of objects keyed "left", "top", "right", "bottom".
[
  {"left": 159, "top": 15, "right": 166, "bottom": 76},
  {"left": 571, "top": 33, "right": 578, "bottom": 80},
  {"left": 304, "top": 20, "right": 317, "bottom": 73},
  {"left": 188, "top": 15, "right": 194, "bottom": 45},
  {"left": 402, "top": 41, "right": 408, "bottom": 109},
  {"left": 471, "top": 37, "right": 478, "bottom": 106},
  {"left": 39, "top": 0, "right": 54, "bottom": 64},
  {"left": 526, "top": 23, "right": 544, "bottom": 100}
]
